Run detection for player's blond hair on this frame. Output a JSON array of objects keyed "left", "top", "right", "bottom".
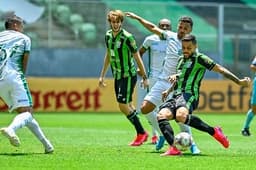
[{"left": 107, "top": 10, "right": 124, "bottom": 23}]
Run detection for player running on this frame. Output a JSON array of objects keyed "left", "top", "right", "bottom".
[{"left": 0, "top": 13, "right": 54, "bottom": 153}]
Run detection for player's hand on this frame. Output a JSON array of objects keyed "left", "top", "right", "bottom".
[
  {"left": 239, "top": 77, "right": 251, "bottom": 87},
  {"left": 162, "top": 90, "right": 169, "bottom": 102},
  {"left": 125, "top": 12, "right": 138, "bottom": 19},
  {"left": 140, "top": 78, "right": 149, "bottom": 89},
  {"left": 99, "top": 77, "right": 107, "bottom": 88},
  {"left": 168, "top": 74, "right": 177, "bottom": 83}
]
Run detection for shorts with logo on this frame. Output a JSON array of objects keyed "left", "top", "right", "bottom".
[
  {"left": 114, "top": 75, "right": 137, "bottom": 104},
  {"left": 0, "top": 70, "right": 32, "bottom": 112}
]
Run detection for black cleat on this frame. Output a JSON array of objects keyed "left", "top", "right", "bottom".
[{"left": 241, "top": 128, "right": 251, "bottom": 136}]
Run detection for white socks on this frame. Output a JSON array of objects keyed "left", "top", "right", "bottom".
[
  {"left": 145, "top": 111, "right": 163, "bottom": 136},
  {"left": 26, "top": 118, "right": 52, "bottom": 148},
  {"left": 178, "top": 123, "right": 192, "bottom": 134},
  {"left": 8, "top": 112, "right": 32, "bottom": 132},
  {"left": 7, "top": 111, "right": 52, "bottom": 149},
  {"left": 178, "top": 123, "right": 196, "bottom": 145}
]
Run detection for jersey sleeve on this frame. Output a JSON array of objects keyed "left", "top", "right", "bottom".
[
  {"left": 176, "top": 56, "right": 184, "bottom": 74},
  {"left": 104, "top": 34, "right": 109, "bottom": 48},
  {"left": 160, "top": 30, "right": 168, "bottom": 40},
  {"left": 127, "top": 35, "right": 138, "bottom": 53},
  {"left": 142, "top": 36, "right": 151, "bottom": 49},
  {"left": 198, "top": 54, "right": 216, "bottom": 70},
  {"left": 24, "top": 36, "right": 31, "bottom": 52}
]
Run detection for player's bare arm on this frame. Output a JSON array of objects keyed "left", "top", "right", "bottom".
[
  {"left": 133, "top": 52, "right": 149, "bottom": 88},
  {"left": 125, "top": 12, "right": 162, "bottom": 36},
  {"left": 162, "top": 81, "right": 176, "bottom": 102},
  {"left": 22, "top": 52, "right": 29, "bottom": 73},
  {"left": 99, "top": 51, "right": 110, "bottom": 87},
  {"left": 137, "top": 46, "right": 147, "bottom": 76},
  {"left": 212, "top": 64, "right": 251, "bottom": 87}
]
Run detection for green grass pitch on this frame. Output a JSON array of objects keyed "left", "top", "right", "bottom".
[{"left": 0, "top": 112, "right": 255, "bottom": 170}]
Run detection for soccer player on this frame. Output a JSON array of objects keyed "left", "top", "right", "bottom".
[
  {"left": 0, "top": 14, "right": 54, "bottom": 153},
  {"left": 99, "top": 10, "right": 149, "bottom": 146},
  {"left": 241, "top": 56, "right": 256, "bottom": 136},
  {"left": 158, "top": 34, "right": 250, "bottom": 156},
  {"left": 138, "top": 18, "right": 171, "bottom": 144},
  {"left": 126, "top": 12, "right": 200, "bottom": 154}
]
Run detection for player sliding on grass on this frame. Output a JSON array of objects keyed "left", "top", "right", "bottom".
[
  {"left": 157, "top": 34, "right": 251, "bottom": 156},
  {"left": 99, "top": 10, "right": 149, "bottom": 146}
]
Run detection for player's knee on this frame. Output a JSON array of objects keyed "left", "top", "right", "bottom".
[
  {"left": 157, "top": 108, "right": 173, "bottom": 120},
  {"left": 140, "top": 101, "right": 155, "bottom": 114},
  {"left": 176, "top": 107, "right": 189, "bottom": 123},
  {"left": 16, "top": 106, "right": 32, "bottom": 114}
]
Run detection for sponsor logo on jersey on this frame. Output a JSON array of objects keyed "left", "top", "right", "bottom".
[{"left": 18, "top": 99, "right": 28, "bottom": 103}]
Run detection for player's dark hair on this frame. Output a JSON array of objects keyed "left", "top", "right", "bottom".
[
  {"left": 182, "top": 34, "right": 197, "bottom": 44},
  {"left": 179, "top": 16, "right": 193, "bottom": 28},
  {"left": 4, "top": 14, "right": 24, "bottom": 29}
]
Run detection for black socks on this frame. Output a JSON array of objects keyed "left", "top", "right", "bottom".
[
  {"left": 158, "top": 119, "right": 175, "bottom": 145},
  {"left": 127, "top": 111, "right": 145, "bottom": 134},
  {"left": 185, "top": 114, "right": 215, "bottom": 135}
]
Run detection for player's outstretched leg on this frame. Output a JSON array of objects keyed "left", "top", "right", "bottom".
[
  {"left": 213, "top": 126, "right": 230, "bottom": 148},
  {"left": 184, "top": 114, "right": 229, "bottom": 148}
]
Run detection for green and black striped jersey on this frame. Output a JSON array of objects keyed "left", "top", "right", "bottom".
[
  {"left": 105, "top": 29, "right": 137, "bottom": 80},
  {"left": 174, "top": 52, "right": 216, "bottom": 99}
]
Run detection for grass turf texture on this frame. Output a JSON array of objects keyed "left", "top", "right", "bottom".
[{"left": 0, "top": 112, "right": 255, "bottom": 170}]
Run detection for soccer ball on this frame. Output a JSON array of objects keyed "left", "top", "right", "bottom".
[{"left": 174, "top": 132, "right": 193, "bottom": 151}]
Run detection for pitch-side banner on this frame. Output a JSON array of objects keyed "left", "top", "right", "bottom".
[{"left": 0, "top": 78, "right": 251, "bottom": 113}]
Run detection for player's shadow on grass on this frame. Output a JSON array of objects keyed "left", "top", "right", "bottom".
[
  {"left": 182, "top": 153, "right": 208, "bottom": 157},
  {"left": 148, "top": 150, "right": 208, "bottom": 157},
  {"left": 0, "top": 152, "right": 49, "bottom": 156}
]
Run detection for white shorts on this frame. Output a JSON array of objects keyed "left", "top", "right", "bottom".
[
  {"left": 144, "top": 79, "right": 173, "bottom": 107},
  {"left": 0, "top": 70, "right": 32, "bottom": 112},
  {"left": 136, "top": 77, "right": 159, "bottom": 110}
]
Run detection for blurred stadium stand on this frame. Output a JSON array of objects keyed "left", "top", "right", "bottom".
[{"left": 0, "top": 0, "right": 256, "bottom": 78}]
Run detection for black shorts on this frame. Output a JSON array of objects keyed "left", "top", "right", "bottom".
[
  {"left": 114, "top": 76, "right": 137, "bottom": 104},
  {"left": 159, "top": 93, "right": 199, "bottom": 118}
]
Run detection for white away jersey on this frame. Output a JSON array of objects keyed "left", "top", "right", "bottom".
[
  {"left": 159, "top": 31, "right": 182, "bottom": 80},
  {"left": 142, "top": 34, "right": 167, "bottom": 79},
  {"left": 0, "top": 30, "right": 31, "bottom": 78}
]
